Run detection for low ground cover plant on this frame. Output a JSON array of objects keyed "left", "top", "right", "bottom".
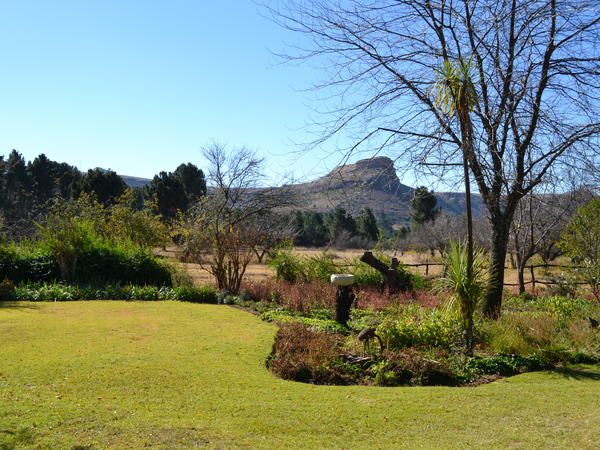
[{"left": 2, "top": 281, "right": 217, "bottom": 303}]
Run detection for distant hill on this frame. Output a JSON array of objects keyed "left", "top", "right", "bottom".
[
  {"left": 280, "top": 156, "right": 484, "bottom": 225},
  {"left": 119, "top": 157, "right": 484, "bottom": 225},
  {"left": 121, "top": 175, "right": 151, "bottom": 189}
]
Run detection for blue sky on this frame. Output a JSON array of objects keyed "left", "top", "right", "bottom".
[{"left": 0, "top": 0, "right": 356, "bottom": 183}]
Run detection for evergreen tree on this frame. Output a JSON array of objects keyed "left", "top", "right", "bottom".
[
  {"left": 28, "top": 153, "right": 55, "bottom": 203},
  {"left": 173, "top": 163, "right": 207, "bottom": 205},
  {"left": 302, "top": 211, "right": 329, "bottom": 246},
  {"left": 324, "top": 207, "right": 356, "bottom": 241},
  {"left": 411, "top": 186, "right": 439, "bottom": 225},
  {"left": 80, "top": 168, "right": 127, "bottom": 205},
  {"left": 145, "top": 171, "right": 188, "bottom": 219},
  {"left": 356, "top": 208, "right": 379, "bottom": 242}
]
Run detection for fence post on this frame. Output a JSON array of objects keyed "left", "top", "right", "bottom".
[
  {"left": 530, "top": 265, "right": 536, "bottom": 292},
  {"left": 425, "top": 260, "right": 429, "bottom": 277}
]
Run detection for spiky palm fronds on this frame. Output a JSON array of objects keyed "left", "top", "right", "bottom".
[
  {"left": 433, "top": 58, "right": 478, "bottom": 117},
  {"left": 436, "top": 240, "right": 488, "bottom": 353}
]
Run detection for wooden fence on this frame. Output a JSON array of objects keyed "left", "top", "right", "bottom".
[{"left": 334, "top": 261, "right": 587, "bottom": 288}]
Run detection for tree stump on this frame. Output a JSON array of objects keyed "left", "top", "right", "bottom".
[{"left": 360, "top": 251, "right": 413, "bottom": 294}]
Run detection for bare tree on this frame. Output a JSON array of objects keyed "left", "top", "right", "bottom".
[
  {"left": 410, "top": 211, "right": 490, "bottom": 257},
  {"left": 251, "top": 212, "right": 296, "bottom": 263},
  {"left": 267, "top": 0, "right": 600, "bottom": 316},
  {"left": 178, "top": 142, "right": 294, "bottom": 293},
  {"left": 510, "top": 184, "right": 592, "bottom": 293}
]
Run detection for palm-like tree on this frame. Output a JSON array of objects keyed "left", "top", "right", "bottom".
[{"left": 433, "top": 58, "right": 481, "bottom": 354}]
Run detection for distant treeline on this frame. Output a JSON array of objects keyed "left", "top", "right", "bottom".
[
  {"left": 0, "top": 150, "right": 207, "bottom": 234},
  {"left": 291, "top": 207, "right": 408, "bottom": 248}
]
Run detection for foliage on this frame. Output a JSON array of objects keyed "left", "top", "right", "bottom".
[
  {"left": 260, "top": 309, "right": 348, "bottom": 334},
  {"left": 144, "top": 163, "right": 206, "bottom": 219},
  {"left": 355, "top": 208, "right": 379, "bottom": 242},
  {"left": 463, "top": 354, "right": 549, "bottom": 378},
  {"left": 0, "top": 277, "right": 15, "bottom": 300},
  {"left": 11, "top": 282, "right": 217, "bottom": 303},
  {"left": 266, "top": 322, "right": 346, "bottom": 384},
  {"left": 436, "top": 241, "right": 487, "bottom": 353},
  {"left": 560, "top": 198, "right": 600, "bottom": 301},
  {"left": 1, "top": 240, "right": 172, "bottom": 286},
  {"left": 410, "top": 186, "right": 439, "bottom": 226},
  {"left": 35, "top": 200, "right": 98, "bottom": 281},
  {"left": 376, "top": 306, "right": 461, "bottom": 350},
  {"left": 79, "top": 168, "right": 127, "bottom": 205},
  {"left": 293, "top": 211, "right": 329, "bottom": 247},
  {"left": 108, "top": 191, "right": 167, "bottom": 248},
  {"left": 323, "top": 207, "right": 356, "bottom": 243}
]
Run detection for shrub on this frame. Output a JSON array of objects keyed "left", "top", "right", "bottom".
[
  {"left": 304, "top": 253, "right": 337, "bottom": 282},
  {"left": 267, "top": 322, "right": 348, "bottom": 384},
  {"left": 268, "top": 248, "right": 306, "bottom": 283},
  {"left": 0, "top": 277, "right": 16, "bottom": 300},
  {"left": 260, "top": 309, "right": 348, "bottom": 334},
  {"left": 174, "top": 285, "right": 218, "bottom": 303},
  {"left": 351, "top": 259, "right": 384, "bottom": 287},
  {"left": 371, "top": 349, "right": 457, "bottom": 386},
  {"left": 12, "top": 282, "right": 217, "bottom": 303},
  {"left": 0, "top": 245, "right": 60, "bottom": 284},
  {"left": 376, "top": 306, "right": 460, "bottom": 350},
  {"left": 464, "top": 354, "right": 548, "bottom": 378}
]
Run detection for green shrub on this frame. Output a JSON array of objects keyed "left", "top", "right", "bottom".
[
  {"left": 304, "top": 253, "right": 337, "bottom": 282},
  {"left": 370, "top": 349, "right": 457, "bottom": 386},
  {"left": 260, "top": 309, "right": 348, "bottom": 334},
  {"left": 267, "top": 248, "right": 306, "bottom": 283},
  {"left": 1, "top": 244, "right": 172, "bottom": 287},
  {"left": 12, "top": 282, "right": 217, "bottom": 303},
  {"left": 350, "top": 259, "right": 384, "bottom": 287},
  {"left": 174, "top": 285, "right": 218, "bottom": 303},
  {"left": 376, "top": 306, "right": 460, "bottom": 350},
  {"left": 464, "top": 354, "right": 548, "bottom": 378}
]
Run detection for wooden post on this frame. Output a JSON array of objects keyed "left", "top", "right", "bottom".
[
  {"left": 425, "top": 260, "right": 429, "bottom": 277},
  {"left": 530, "top": 265, "right": 536, "bottom": 292},
  {"left": 335, "top": 286, "right": 355, "bottom": 326}
]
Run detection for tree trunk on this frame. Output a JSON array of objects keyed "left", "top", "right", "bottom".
[
  {"left": 517, "top": 262, "right": 526, "bottom": 295},
  {"left": 483, "top": 221, "right": 510, "bottom": 318}
]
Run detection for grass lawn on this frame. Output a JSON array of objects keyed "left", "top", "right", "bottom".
[{"left": 1, "top": 302, "right": 599, "bottom": 449}]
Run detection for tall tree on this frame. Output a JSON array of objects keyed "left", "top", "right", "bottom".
[
  {"left": 173, "top": 163, "right": 207, "bottom": 204},
  {"left": 356, "top": 207, "right": 379, "bottom": 242},
  {"left": 270, "top": 0, "right": 600, "bottom": 317},
  {"left": 145, "top": 171, "right": 188, "bottom": 219},
  {"left": 28, "top": 153, "right": 55, "bottom": 203},
  {"left": 410, "top": 187, "right": 439, "bottom": 226},
  {"left": 80, "top": 168, "right": 127, "bottom": 205},
  {"left": 324, "top": 207, "right": 356, "bottom": 242}
]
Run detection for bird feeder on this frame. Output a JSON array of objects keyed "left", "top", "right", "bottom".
[{"left": 330, "top": 274, "right": 355, "bottom": 326}]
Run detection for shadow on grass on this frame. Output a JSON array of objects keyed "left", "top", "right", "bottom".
[
  {"left": 0, "top": 301, "right": 41, "bottom": 310},
  {"left": 550, "top": 366, "right": 600, "bottom": 381}
]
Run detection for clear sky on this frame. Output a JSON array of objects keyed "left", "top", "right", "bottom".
[{"left": 0, "top": 0, "right": 361, "bottom": 183}]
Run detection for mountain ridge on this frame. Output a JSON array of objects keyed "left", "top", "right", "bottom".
[{"left": 120, "top": 156, "right": 483, "bottom": 225}]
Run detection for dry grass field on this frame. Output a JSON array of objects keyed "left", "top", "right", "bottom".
[{"left": 162, "top": 246, "right": 575, "bottom": 294}]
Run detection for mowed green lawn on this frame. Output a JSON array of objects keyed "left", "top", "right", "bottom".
[{"left": 1, "top": 302, "right": 599, "bottom": 449}]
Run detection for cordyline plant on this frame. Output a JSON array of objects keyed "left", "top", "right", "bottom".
[{"left": 436, "top": 241, "right": 488, "bottom": 355}]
